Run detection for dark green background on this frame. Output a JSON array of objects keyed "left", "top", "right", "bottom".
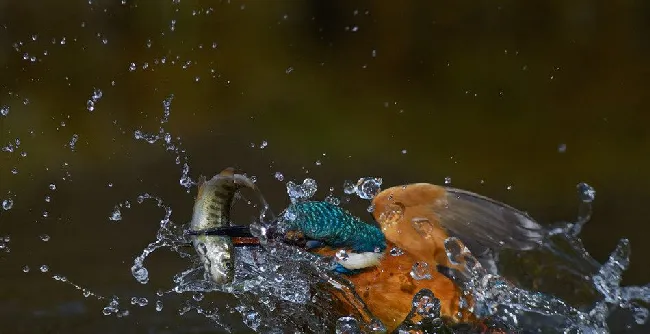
[{"left": 1, "top": 1, "right": 649, "bottom": 333}]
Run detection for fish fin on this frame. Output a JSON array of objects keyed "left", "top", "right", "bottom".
[
  {"left": 218, "top": 167, "right": 236, "bottom": 177},
  {"left": 196, "top": 175, "right": 207, "bottom": 198},
  {"left": 433, "top": 187, "right": 546, "bottom": 253}
]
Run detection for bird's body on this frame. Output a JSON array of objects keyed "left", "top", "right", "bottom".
[
  {"left": 190, "top": 169, "right": 545, "bottom": 332},
  {"left": 284, "top": 183, "right": 544, "bottom": 331},
  {"left": 313, "top": 242, "right": 471, "bottom": 330}
]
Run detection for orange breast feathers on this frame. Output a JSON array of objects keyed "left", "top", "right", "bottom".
[
  {"left": 371, "top": 183, "right": 457, "bottom": 268},
  {"left": 318, "top": 182, "right": 543, "bottom": 331},
  {"left": 314, "top": 244, "right": 473, "bottom": 331}
]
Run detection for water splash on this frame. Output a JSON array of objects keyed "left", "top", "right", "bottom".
[
  {"left": 2, "top": 199, "right": 13, "bottom": 210},
  {"left": 0, "top": 235, "right": 10, "bottom": 253},
  {"left": 108, "top": 206, "right": 122, "bottom": 221},
  {"left": 393, "top": 289, "right": 445, "bottom": 333},
  {"left": 389, "top": 246, "right": 404, "bottom": 256},
  {"left": 86, "top": 88, "right": 103, "bottom": 112},
  {"left": 69, "top": 134, "right": 79, "bottom": 151},
  {"left": 129, "top": 193, "right": 184, "bottom": 285},
  {"left": 410, "top": 262, "right": 433, "bottom": 280},
  {"left": 49, "top": 166, "right": 649, "bottom": 333},
  {"left": 336, "top": 316, "right": 362, "bottom": 334},
  {"left": 343, "top": 177, "right": 383, "bottom": 200},
  {"left": 286, "top": 178, "right": 317, "bottom": 203},
  {"left": 436, "top": 184, "right": 650, "bottom": 333},
  {"left": 132, "top": 95, "right": 193, "bottom": 192}
]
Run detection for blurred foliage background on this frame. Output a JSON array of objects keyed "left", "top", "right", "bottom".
[{"left": 1, "top": 0, "right": 649, "bottom": 333}]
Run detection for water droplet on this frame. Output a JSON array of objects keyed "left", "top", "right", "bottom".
[
  {"left": 44, "top": 195, "right": 51, "bottom": 203},
  {"left": 0, "top": 106, "right": 9, "bottom": 116},
  {"left": 368, "top": 318, "right": 386, "bottom": 332},
  {"left": 40, "top": 265, "right": 49, "bottom": 272},
  {"left": 53, "top": 274, "right": 67, "bottom": 282},
  {"left": 632, "top": 304, "right": 649, "bottom": 325},
  {"left": 40, "top": 234, "right": 50, "bottom": 242},
  {"left": 411, "top": 217, "right": 436, "bottom": 239},
  {"left": 128, "top": 62, "right": 136, "bottom": 71},
  {"left": 22, "top": 265, "right": 29, "bottom": 273},
  {"left": 324, "top": 194, "right": 340, "bottom": 206},
  {"left": 401, "top": 149, "right": 407, "bottom": 154},
  {"left": 155, "top": 300, "right": 163, "bottom": 312},
  {"left": 131, "top": 265, "right": 149, "bottom": 284},
  {"left": 558, "top": 143, "right": 567, "bottom": 153},
  {"left": 577, "top": 183, "right": 595, "bottom": 203},
  {"left": 366, "top": 203, "right": 375, "bottom": 213},
  {"left": 285, "top": 67, "right": 294, "bottom": 74},
  {"left": 109, "top": 207, "right": 122, "bottom": 221},
  {"left": 274, "top": 172, "right": 284, "bottom": 181},
  {"left": 412, "top": 289, "right": 441, "bottom": 318},
  {"left": 69, "top": 134, "right": 79, "bottom": 150},
  {"left": 102, "top": 297, "right": 120, "bottom": 316},
  {"left": 355, "top": 177, "right": 382, "bottom": 200},
  {"left": 286, "top": 178, "right": 317, "bottom": 202},
  {"left": 10, "top": 167, "right": 18, "bottom": 174},
  {"left": 410, "top": 262, "right": 432, "bottom": 280},
  {"left": 42, "top": 211, "right": 49, "bottom": 218},
  {"left": 443, "top": 237, "right": 468, "bottom": 266},
  {"left": 336, "top": 316, "right": 361, "bottom": 334},
  {"left": 335, "top": 249, "right": 349, "bottom": 262},
  {"left": 390, "top": 247, "right": 404, "bottom": 256},
  {"left": 86, "top": 88, "right": 103, "bottom": 112},
  {"left": 130, "top": 297, "right": 148, "bottom": 307},
  {"left": 259, "top": 140, "right": 268, "bottom": 149},
  {"left": 444, "top": 176, "right": 452, "bottom": 185},
  {"left": 315, "top": 160, "right": 322, "bottom": 166},
  {"left": 343, "top": 180, "right": 356, "bottom": 194},
  {"left": 2, "top": 199, "right": 13, "bottom": 210},
  {"left": 371, "top": 49, "right": 377, "bottom": 58}
]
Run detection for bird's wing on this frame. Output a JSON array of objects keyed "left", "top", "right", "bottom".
[{"left": 433, "top": 187, "right": 546, "bottom": 255}]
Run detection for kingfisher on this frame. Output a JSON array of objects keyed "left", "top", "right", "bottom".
[{"left": 188, "top": 169, "right": 545, "bottom": 332}]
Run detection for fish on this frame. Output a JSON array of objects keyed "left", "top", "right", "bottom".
[{"left": 189, "top": 167, "right": 256, "bottom": 284}]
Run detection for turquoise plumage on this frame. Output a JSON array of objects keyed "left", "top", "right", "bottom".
[{"left": 282, "top": 201, "right": 386, "bottom": 254}]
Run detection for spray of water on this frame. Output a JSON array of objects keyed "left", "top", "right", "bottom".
[{"left": 32, "top": 96, "right": 648, "bottom": 333}]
